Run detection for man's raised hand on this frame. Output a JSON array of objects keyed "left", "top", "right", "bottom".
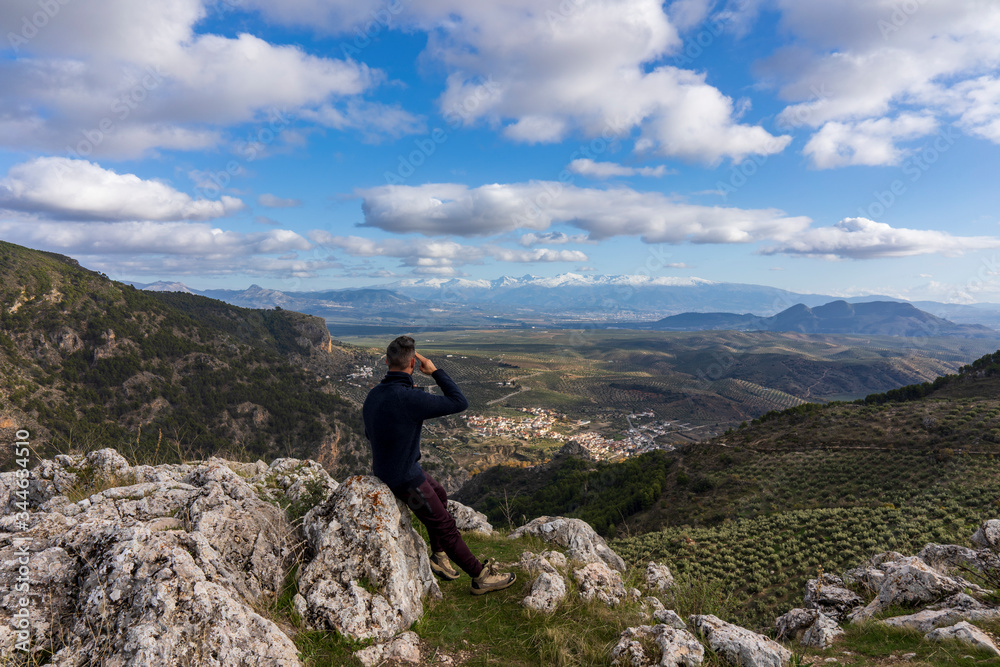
[{"left": 414, "top": 352, "right": 437, "bottom": 375}]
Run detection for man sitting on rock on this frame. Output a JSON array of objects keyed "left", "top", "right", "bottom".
[{"left": 363, "top": 335, "right": 516, "bottom": 596}]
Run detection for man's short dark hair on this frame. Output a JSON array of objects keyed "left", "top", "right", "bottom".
[{"left": 386, "top": 335, "right": 415, "bottom": 370}]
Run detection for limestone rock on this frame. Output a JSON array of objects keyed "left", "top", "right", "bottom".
[
  {"left": 447, "top": 499, "right": 494, "bottom": 534},
  {"left": 689, "top": 614, "right": 792, "bottom": 667},
  {"left": 852, "top": 556, "right": 981, "bottom": 621},
  {"left": 250, "top": 457, "right": 338, "bottom": 508},
  {"left": 654, "top": 609, "right": 687, "bottom": 630},
  {"left": 522, "top": 572, "right": 567, "bottom": 613},
  {"left": 918, "top": 543, "right": 1000, "bottom": 575},
  {"left": 882, "top": 595, "right": 1000, "bottom": 632},
  {"left": 296, "top": 475, "right": 440, "bottom": 641},
  {"left": 611, "top": 624, "right": 705, "bottom": 667},
  {"left": 803, "top": 574, "right": 862, "bottom": 622},
  {"left": 775, "top": 608, "right": 818, "bottom": 642},
  {"left": 509, "top": 516, "right": 625, "bottom": 571},
  {"left": 354, "top": 631, "right": 422, "bottom": 666},
  {"left": 574, "top": 562, "right": 628, "bottom": 606},
  {"left": 646, "top": 561, "right": 675, "bottom": 592},
  {"left": 971, "top": 520, "right": 1000, "bottom": 551},
  {"left": 0, "top": 453, "right": 302, "bottom": 666},
  {"left": 841, "top": 566, "right": 884, "bottom": 593},
  {"left": 645, "top": 597, "right": 667, "bottom": 614},
  {"left": 801, "top": 614, "right": 844, "bottom": 649},
  {"left": 926, "top": 621, "right": 1000, "bottom": 656},
  {"left": 518, "top": 551, "right": 560, "bottom": 575}
]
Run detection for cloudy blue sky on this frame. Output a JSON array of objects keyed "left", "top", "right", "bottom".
[{"left": 1, "top": 0, "right": 999, "bottom": 302}]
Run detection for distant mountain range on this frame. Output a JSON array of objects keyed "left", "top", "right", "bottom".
[
  {"left": 649, "top": 300, "right": 996, "bottom": 338},
  {"left": 133, "top": 273, "right": 1000, "bottom": 333}
]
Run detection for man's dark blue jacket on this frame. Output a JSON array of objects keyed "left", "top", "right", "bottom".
[{"left": 363, "top": 368, "right": 469, "bottom": 490}]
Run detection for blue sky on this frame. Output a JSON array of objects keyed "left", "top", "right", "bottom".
[{"left": 1, "top": 0, "right": 999, "bottom": 303}]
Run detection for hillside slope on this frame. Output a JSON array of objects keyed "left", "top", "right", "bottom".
[
  {"left": 459, "top": 348, "right": 1000, "bottom": 626},
  {"left": 0, "top": 240, "right": 369, "bottom": 475}
]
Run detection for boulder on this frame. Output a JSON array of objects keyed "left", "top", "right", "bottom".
[
  {"left": 918, "top": 543, "right": 1000, "bottom": 575},
  {"left": 509, "top": 516, "right": 625, "bottom": 571},
  {"left": 800, "top": 614, "right": 844, "bottom": 649},
  {"left": 447, "top": 499, "right": 494, "bottom": 534},
  {"left": 518, "top": 551, "right": 560, "bottom": 575},
  {"left": 353, "top": 631, "right": 422, "bottom": 666},
  {"left": 611, "top": 624, "right": 705, "bottom": 667},
  {"left": 296, "top": 475, "right": 440, "bottom": 641},
  {"left": 522, "top": 572, "right": 567, "bottom": 613},
  {"left": 852, "top": 555, "right": 984, "bottom": 620},
  {"left": 646, "top": 562, "right": 675, "bottom": 592},
  {"left": 689, "top": 614, "right": 792, "bottom": 667},
  {"left": 774, "top": 608, "right": 818, "bottom": 642},
  {"left": 0, "top": 454, "right": 301, "bottom": 666},
  {"left": 925, "top": 621, "right": 1000, "bottom": 656},
  {"left": 574, "top": 562, "right": 629, "bottom": 606},
  {"left": 803, "top": 574, "right": 862, "bottom": 622},
  {"left": 250, "top": 457, "right": 338, "bottom": 508},
  {"left": 841, "top": 566, "right": 884, "bottom": 593},
  {"left": 971, "top": 520, "right": 1000, "bottom": 551},
  {"left": 654, "top": 609, "right": 687, "bottom": 630},
  {"left": 882, "top": 594, "right": 1000, "bottom": 632}
]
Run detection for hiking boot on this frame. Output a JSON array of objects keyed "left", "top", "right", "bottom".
[
  {"left": 430, "top": 551, "right": 461, "bottom": 581},
  {"left": 470, "top": 558, "right": 516, "bottom": 595}
]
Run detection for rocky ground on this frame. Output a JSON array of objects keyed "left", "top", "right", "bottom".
[{"left": 3, "top": 449, "right": 1000, "bottom": 666}]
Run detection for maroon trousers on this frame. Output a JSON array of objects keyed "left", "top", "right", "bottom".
[{"left": 392, "top": 473, "right": 483, "bottom": 578}]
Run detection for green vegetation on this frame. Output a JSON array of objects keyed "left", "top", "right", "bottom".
[
  {"left": 460, "top": 451, "right": 675, "bottom": 536},
  {"left": 0, "top": 240, "right": 366, "bottom": 476}
]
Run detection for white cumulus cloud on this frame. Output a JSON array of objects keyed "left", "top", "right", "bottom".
[
  {"left": 803, "top": 114, "right": 938, "bottom": 169},
  {"left": 568, "top": 159, "right": 671, "bottom": 179},
  {"left": 761, "top": 217, "right": 1000, "bottom": 259},
  {"left": 0, "top": 0, "right": 411, "bottom": 157},
  {"left": 0, "top": 157, "right": 243, "bottom": 221},
  {"left": 356, "top": 182, "right": 812, "bottom": 244},
  {"left": 766, "top": 0, "right": 1000, "bottom": 166}
]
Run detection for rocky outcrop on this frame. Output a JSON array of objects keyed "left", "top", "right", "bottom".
[
  {"left": 881, "top": 593, "right": 1000, "bottom": 632},
  {"left": 851, "top": 555, "right": 989, "bottom": 620},
  {"left": 611, "top": 624, "right": 705, "bottom": 667},
  {"left": 917, "top": 542, "right": 1000, "bottom": 575},
  {"left": 574, "top": 562, "right": 629, "bottom": 606},
  {"left": 0, "top": 451, "right": 301, "bottom": 665},
  {"left": 925, "top": 621, "right": 1000, "bottom": 656},
  {"left": 250, "top": 457, "right": 339, "bottom": 509},
  {"left": 654, "top": 609, "right": 687, "bottom": 629},
  {"left": 295, "top": 475, "right": 440, "bottom": 641},
  {"left": 971, "top": 520, "right": 1000, "bottom": 551},
  {"left": 522, "top": 572, "right": 567, "bottom": 613},
  {"left": 800, "top": 613, "right": 843, "bottom": 649},
  {"left": 646, "top": 562, "right": 675, "bottom": 592},
  {"left": 353, "top": 631, "right": 422, "bottom": 666},
  {"left": 509, "top": 516, "right": 626, "bottom": 571},
  {"left": 689, "top": 614, "right": 792, "bottom": 667},
  {"left": 447, "top": 499, "right": 494, "bottom": 534},
  {"left": 803, "top": 573, "right": 862, "bottom": 622},
  {"left": 774, "top": 608, "right": 818, "bottom": 642}
]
